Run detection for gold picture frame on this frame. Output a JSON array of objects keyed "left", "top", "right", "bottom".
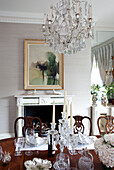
[{"left": 24, "top": 39, "right": 64, "bottom": 90}]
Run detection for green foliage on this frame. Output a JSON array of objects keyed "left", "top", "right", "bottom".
[
  {"left": 91, "top": 82, "right": 114, "bottom": 101},
  {"left": 91, "top": 84, "right": 101, "bottom": 96},
  {"left": 103, "top": 82, "right": 114, "bottom": 99}
]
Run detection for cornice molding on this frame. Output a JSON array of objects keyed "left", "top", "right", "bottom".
[
  {"left": 95, "top": 25, "right": 114, "bottom": 31},
  {"left": 0, "top": 11, "right": 43, "bottom": 24},
  {"left": 0, "top": 11, "right": 114, "bottom": 31}
]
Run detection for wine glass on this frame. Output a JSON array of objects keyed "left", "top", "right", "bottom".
[
  {"left": 14, "top": 138, "right": 23, "bottom": 156},
  {"left": 68, "top": 134, "right": 78, "bottom": 155},
  {"left": 26, "top": 128, "right": 35, "bottom": 142},
  {"left": 25, "top": 128, "right": 34, "bottom": 156}
]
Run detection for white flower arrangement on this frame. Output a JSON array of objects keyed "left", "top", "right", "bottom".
[
  {"left": 24, "top": 158, "right": 52, "bottom": 170},
  {"left": 94, "top": 134, "right": 114, "bottom": 168}
]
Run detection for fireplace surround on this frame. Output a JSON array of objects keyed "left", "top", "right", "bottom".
[{"left": 15, "top": 94, "right": 72, "bottom": 136}]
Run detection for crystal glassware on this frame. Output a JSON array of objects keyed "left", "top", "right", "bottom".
[
  {"left": 2, "top": 151, "right": 11, "bottom": 165},
  {"left": 68, "top": 133, "right": 78, "bottom": 155},
  {"left": 78, "top": 156, "right": 94, "bottom": 170},
  {"left": 78, "top": 148, "right": 94, "bottom": 170},
  {"left": 14, "top": 138, "right": 23, "bottom": 156},
  {"left": 25, "top": 128, "right": 34, "bottom": 156},
  {"left": 53, "top": 153, "right": 70, "bottom": 170}
]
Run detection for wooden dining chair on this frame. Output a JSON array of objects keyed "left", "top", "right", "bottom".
[
  {"left": 97, "top": 115, "right": 114, "bottom": 135},
  {"left": 14, "top": 116, "right": 42, "bottom": 137},
  {"left": 72, "top": 115, "right": 92, "bottom": 136}
]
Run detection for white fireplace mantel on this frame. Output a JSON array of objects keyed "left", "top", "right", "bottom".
[
  {"left": 15, "top": 94, "right": 72, "bottom": 106},
  {"left": 15, "top": 94, "right": 72, "bottom": 136},
  {"left": 15, "top": 93, "right": 72, "bottom": 118}
]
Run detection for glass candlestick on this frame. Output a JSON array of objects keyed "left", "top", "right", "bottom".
[
  {"left": 50, "top": 123, "right": 56, "bottom": 130},
  {"left": 69, "top": 126, "right": 74, "bottom": 134},
  {"left": 61, "top": 112, "right": 67, "bottom": 120}
]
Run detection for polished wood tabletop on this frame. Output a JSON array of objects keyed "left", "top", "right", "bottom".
[{"left": 0, "top": 137, "right": 113, "bottom": 170}]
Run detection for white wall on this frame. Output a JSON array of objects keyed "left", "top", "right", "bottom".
[
  {"left": 0, "top": 22, "right": 91, "bottom": 134},
  {"left": 64, "top": 41, "right": 91, "bottom": 115}
]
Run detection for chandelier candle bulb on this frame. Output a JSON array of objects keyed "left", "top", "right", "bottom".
[
  {"left": 43, "top": 14, "right": 46, "bottom": 25},
  {"left": 89, "top": 4, "right": 92, "bottom": 18},
  {"left": 52, "top": 100, "right": 55, "bottom": 125},
  {"left": 70, "top": 102, "right": 73, "bottom": 128},
  {"left": 49, "top": 6, "right": 53, "bottom": 20},
  {"left": 76, "top": 2, "right": 79, "bottom": 14},
  {"left": 66, "top": 100, "right": 70, "bottom": 120},
  {"left": 63, "top": 91, "right": 66, "bottom": 114}
]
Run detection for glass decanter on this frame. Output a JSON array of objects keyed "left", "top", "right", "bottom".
[{"left": 78, "top": 147, "right": 94, "bottom": 170}]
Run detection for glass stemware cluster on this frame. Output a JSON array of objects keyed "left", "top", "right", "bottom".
[
  {"left": 53, "top": 112, "right": 78, "bottom": 169},
  {"left": 14, "top": 138, "right": 24, "bottom": 156},
  {"left": 14, "top": 128, "right": 39, "bottom": 156},
  {"left": 52, "top": 111, "right": 94, "bottom": 170},
  {"left": 58, "top": 112, "right": 78, "bottom": 155}
]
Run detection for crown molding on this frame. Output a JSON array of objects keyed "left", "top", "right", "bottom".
[
  {"left": 0, "top": 11, "right": 43, "bottom": 24},
  {"left": 0, "top": 11, "right": 114, "bottom": 31},
  {"left": 95, "top": 25, "right": 114, "bottom": 31}
]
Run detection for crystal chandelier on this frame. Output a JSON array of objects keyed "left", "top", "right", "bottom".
[{"left": 42, "top": 0, "right": 95, "bottom": 54}]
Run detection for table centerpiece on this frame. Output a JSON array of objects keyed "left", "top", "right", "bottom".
[{"left": 94, "top": 134, "right": 114, "bottom": 169}]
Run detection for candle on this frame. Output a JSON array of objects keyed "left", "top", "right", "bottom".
[
  {"left": 76, "top": 1, "right": 79, "bottom": 14},
  {"left": 66, "top": 100, "right": 70, "bottom": 120},
  {"left": 43, "top": 14, "right": 46, "bottom": 25},
  {"left": 63, "top": 91, "right": 66, "bottom": 114},
  {"left": 49, "top": 6, "right": 53, "bottom": 20},
  {"left": 70, "top": 102, "right": 73, "bottom": 128},
  {"left": 52, "top": 100, "right": 55, "bottom": 125},
  {"left": 89, "top": 4, "right": 92, "bottom": 18}
]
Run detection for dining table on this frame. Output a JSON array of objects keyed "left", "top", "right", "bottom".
[{"left": 0, "top": 136, "right": 113, "bottom": 170}]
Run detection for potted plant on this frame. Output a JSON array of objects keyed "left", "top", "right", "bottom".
[
  {"left": 102, "top": 82, "right": 114, "bottom": 105},
  {"left": 91, "top": 84, "right": 101, "bottom": 105}
]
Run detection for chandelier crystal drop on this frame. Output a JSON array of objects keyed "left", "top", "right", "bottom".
[{"left": 42, "top": 0, "right": 95, "bottom": 54}]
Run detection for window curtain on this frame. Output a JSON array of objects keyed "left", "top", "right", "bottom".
[{"left": 91, "top": 37, "right": 114, "bottom": 85}]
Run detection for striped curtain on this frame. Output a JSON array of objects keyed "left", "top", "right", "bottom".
[{"left": 91, "top": 37, "right": 114, "bottom": 85}]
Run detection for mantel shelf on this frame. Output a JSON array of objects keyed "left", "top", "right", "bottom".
[{"left": 15, "top": 94, "right": 73, "bottom": 106}]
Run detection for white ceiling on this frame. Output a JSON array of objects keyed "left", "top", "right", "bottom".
[{"left": 0, "top": 0, "right": 114, "bottom": 28}]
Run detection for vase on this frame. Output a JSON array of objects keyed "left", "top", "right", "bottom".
[{"left": 92, "top": 95, "right": 97, "bottom": 106}]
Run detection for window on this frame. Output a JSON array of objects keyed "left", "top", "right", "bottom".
[{"left": 91, "top": 57, "right": 103, "bottom": 86}]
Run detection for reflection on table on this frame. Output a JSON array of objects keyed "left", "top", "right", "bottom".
[{"left": 0, "top": 137, "right": 113, "bottom": 170}]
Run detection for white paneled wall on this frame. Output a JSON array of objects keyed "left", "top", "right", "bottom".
[
  {"left": 64, "top": 40, "right": 91, "bottom": 116},
  {"left": 0, "top": 22, "right": 91, "bottom": 136}
]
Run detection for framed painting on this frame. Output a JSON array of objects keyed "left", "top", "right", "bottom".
[{"left": 24, "top": 39, "right": 64, "bottom": 90}]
